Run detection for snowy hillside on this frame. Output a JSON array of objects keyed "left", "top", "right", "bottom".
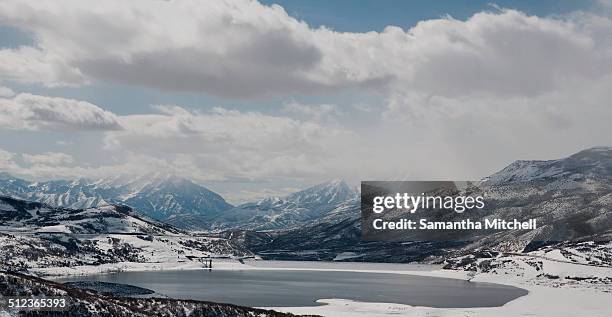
[
  {"left": 0, "top": 272, "right": 303, "bottom": 317},
  {"left": 0, "top": 196, "right": 250, "bottom": 272},
  {"left": 443, "top": 241, "right": 612, "bottom": 293},
  {"left": 483, "top": 146, "right": 612, "bottom": 186}
]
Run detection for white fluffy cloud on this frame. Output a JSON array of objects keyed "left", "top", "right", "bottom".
[
  {"left": 0, "top": 0, "right": 345, "bottom": 97},
  {"left": 0, "top": 47, "right": 85, "bottom": 87},
  {"left": 1, "top": 1, "right": 609, "bottom": 99},
  {"left": 0, "top": 93, "right": 122, "bottom": 131}
]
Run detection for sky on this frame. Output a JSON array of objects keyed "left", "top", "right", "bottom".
[{"left": 0, "top": 0, "right": 611, "bottom": 203}]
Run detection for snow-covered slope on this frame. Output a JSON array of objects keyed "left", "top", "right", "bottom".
[
  {"left": 167, "top": 180, "right": 359, "bottom": 231},
  {"left": 0, "top": 173, "right": 233, "bottom": 221},
  {"left": 483, "top": 146, "right": 612, "bottom": 186},
  {"left": 0, "top": 196, "right": 249, "bottom": 272},
  {"left": 473, "top": 147, "right": 612, "bottom": 249},
  {"left": 0, "top": 196, "right": 180, "bottom": 235}
]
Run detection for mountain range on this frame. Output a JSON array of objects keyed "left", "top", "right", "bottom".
[
  {"left": 0, "top": 172, "right": 359, "bottom": 231},
  {"left": 166, "top": 179, "right": 359, "bottom": 231},
  {"left": 0, "top": 173, "right": 233, "bottom": 222},
  {"left": 0, "top": 146, "right": 611, "bottom": 264}
]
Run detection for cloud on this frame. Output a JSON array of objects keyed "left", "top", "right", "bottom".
[
  {"left": 22, "top": 152, "right": 74, "bottom": 165},
  {"left": 0, "top": 98, "right": 358, "bottom": 185},
  {"left": 0, "top": 0, "right": 350, "bottom": 97},
  {"left": 0, "top": 46, "right": 85, "bottom": 86},
  {"left": 0, "top": 86, "right": 14, "bottom": 97},
  {"left": 0, "top": 2, "right": 611, "bottom": 198},
  {"left": 1, "top": 2, "right": 608, "bottom": 99},
  {"left": 0, "top": 145, "right": 171, "bottom": 181},
  {"left": 56, "top": 140, "right": 74, "bottom": 146},
  {"left": 0, "top": 101, "right": 360, "bottom": 188},
  {"left": 282, "top": 101, "right": 340, "bottom": 120},
  {"left": 0, "top": 93, "right": 122, "bottom": 131},
  {"left": 0, "top": 148, "right": 19, "bottom": 171},
  {"left": 103, "top": 105, "right": 355, "bottom": 181}
]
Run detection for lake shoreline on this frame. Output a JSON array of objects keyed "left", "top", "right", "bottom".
[
  {"left": 37, "top": 259, "right": 469, "bottom": 281},
  {"left": 53, "top": 265, "right": 527, "bottom": 309},
  {"left": 36, "top": 257, "right": 612, "bottom": 316}
]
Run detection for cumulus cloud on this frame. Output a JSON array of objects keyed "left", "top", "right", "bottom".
[
  {"left": 0, "top": 0, "right": 352, "bottom": 97},
  {"left": 0, "top": 93, "right": 122, "bottom": 131},
  {"left": 1, "top": 1, "right": 609, "bottom": 99}
]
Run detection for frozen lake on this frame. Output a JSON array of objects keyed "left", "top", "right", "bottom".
[{"left": 57, "top": 266, "right": 527, "bottom": 308}]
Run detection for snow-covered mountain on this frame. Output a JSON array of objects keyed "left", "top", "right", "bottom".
[
  {"left": 482, "top": 146, "right": 612, "bottom": 186},
  {"left": 0, "top": 173, "right": 233, "bottom": 221},
  {"left": 0, "top": 195, "right": 179, "bottom": 235},
  {"left": 249, "top": 147, "right": 612, "bottom": 261},
  {"left": 0, "top": 173, "right": 359, "bottom": 231},
  {"left": 472, "top": 148, "right": 612, "bottom": 249},
  {"left": 167, "top": 179, "right": 359, "bottom": 231}
]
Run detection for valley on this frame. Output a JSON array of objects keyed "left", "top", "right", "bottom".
[{"left": 1, "top": 147, "right": 612, "bottom": 316}]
